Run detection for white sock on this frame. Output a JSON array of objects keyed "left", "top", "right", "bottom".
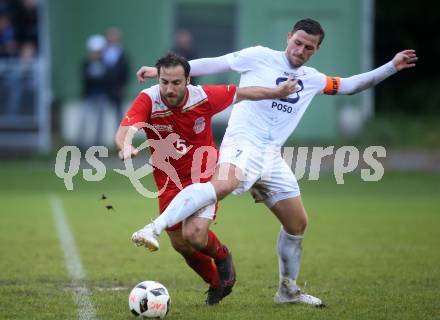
[
  {"left": 153, "top": 182, "right": 217, "bottom": 234},
  {"left": 277, "top": 226, "right": 304, "bottom": 282}
]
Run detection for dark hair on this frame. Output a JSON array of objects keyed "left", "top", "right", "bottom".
[
  {"left": 155, "top": 52, "right": 190, "bottom": 78},
  {"left": 292, "top": 18, "right": 325, "bottom": 45}
]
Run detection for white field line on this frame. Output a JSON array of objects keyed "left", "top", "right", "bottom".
[{"left": 51, "top": 195, "right": 97, "bottom": 320}]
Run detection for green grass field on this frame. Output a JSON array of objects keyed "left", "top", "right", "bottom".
[{"left": 0, "top": 161, "right": 439, "bottom": 319}]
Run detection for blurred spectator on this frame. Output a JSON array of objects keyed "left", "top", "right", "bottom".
[
  {"left": 0, "top": 13, "right": 16, "bottom": 57},
  {"left": 103, "top": 26, "right": 129, "bottom": 122},
  {"left": 172, "top": 29, "right": 198, "bottom": 84},
  {"left": 13, "top": 0, "right": 38, "bottom": 52},
  {"left": 0, "top": 0, "right": 12, "bottom": 16},
  {"left": 78, "top": 34, "right": 109, "bottom": 148},
  {"left": 172, "top": 29, "right": 198, "bottom": 61},
  {"left": 4, "top": 41, "right": 36, "bottom": 117}
]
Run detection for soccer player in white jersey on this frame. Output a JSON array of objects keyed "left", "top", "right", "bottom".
[{"left": 133, "top": 18, "right": 418, "bottom": 306}]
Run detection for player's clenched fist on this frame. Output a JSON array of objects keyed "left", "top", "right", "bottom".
[
  {"left": 276, "top": 75, "right": 298, "bottom": 99},
  {"left": 137, "top": 66, "right": 158, "bottom": 83}
]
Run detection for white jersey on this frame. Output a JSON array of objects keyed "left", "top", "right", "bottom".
[{"left": 223, "top": 46, "right": 337, "bottom": 147}]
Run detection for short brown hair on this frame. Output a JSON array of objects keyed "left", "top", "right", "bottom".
[
  {"left": 292, "top": 18, "right": 325, "bottom": 45},
  {"left": 155, "top": 52, "right": 191, "bottom": 78}
]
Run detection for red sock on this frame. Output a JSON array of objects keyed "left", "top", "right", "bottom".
[
  {"left": 200, "top": 230, "right": 229, "bottom": 261},
  {"left": 184, "top": 251, "right": 221, "bottom": 288}
]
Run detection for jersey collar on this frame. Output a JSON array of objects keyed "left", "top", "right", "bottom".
[{"left": 282, "top": 51, "right": 295, "bottom": 70}]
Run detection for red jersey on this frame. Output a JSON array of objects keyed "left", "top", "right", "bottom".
[{"left": 121, "top": 84, "right": 237, "bottom": 195}]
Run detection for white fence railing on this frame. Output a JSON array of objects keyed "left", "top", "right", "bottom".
[{"left": 0, "top": 57, "right": 51, "bottom": 152}]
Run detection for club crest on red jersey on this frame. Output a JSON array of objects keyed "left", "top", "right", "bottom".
[{"left": 193, "top": 117, "right": 206, "bottom": 134}]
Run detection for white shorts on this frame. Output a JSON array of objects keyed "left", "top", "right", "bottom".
[
  {"left": 217, "top": 143, "right": 300, "bottom": 208},
  {"left": 193, "top": 203, "right": 216, "bottom": 220}
]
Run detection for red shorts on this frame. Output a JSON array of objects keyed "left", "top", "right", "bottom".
[{"left": 158, "top": 185, "right": 218, "bottom": 231}]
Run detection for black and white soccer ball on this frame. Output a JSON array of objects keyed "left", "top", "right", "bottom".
[{"left": 128, "top": 281, "right": 170, "bottom": 319}]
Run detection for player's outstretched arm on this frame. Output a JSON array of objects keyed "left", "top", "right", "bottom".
[
  {"left": 337, "top": 49, "right": 417, "bottom": 95},
  {"left": 115, "top": 125, "right": 140, "bottom": 160},
  {"left": 235, "top": 75, "right": 298, "bottom": 103},
  {"left": 136, "top": 66, "right": 158, "bottom": 83},
  {"left": 136, "top": 55, "right": 232, "bottom": 83},
  {"left": 188, "top": 55, "right": 232, "bottom": 76}
]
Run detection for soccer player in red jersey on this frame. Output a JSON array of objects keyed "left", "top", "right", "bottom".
[{"left": 115, "top": 53, "right": 297, "bottom": 305}]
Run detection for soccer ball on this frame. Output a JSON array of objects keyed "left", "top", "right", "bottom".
[{"left": 128, "top": 281, "right": 170, "bottom": 318}]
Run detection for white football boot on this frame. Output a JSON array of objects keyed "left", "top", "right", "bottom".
[
  {"left": 273, "top": 277, "right": 324, "bottom": 307},
  {"left": 131, "top": 223, "right": 160, "bottom": 251}
]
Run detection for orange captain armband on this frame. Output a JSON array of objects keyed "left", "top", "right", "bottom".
[{"left": 323, "top": 76, "right": 341, "bottom": 95}]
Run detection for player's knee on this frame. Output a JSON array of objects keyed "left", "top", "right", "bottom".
[
  {"left": 297, "top": 217, "right": 308, "bottom": 234},
  {"left": 170, "top": 238, "right": 193, "bottom": 256},
  {"left": 296, "top": 219, "right": 308, "bottom": 235},
  {"left": 285, "top": 215, "right": 308, "bottom": 235},
  {"left": 182, "top": 226, "right": 207, "bottom": 249}
]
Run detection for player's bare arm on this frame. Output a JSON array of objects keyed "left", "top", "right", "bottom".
[
  {"left": 136, "top": 66, "right": 158, "bottom": 83},
  {"left": 337, "top": 49, "right": 417, "bottom": 95},
  {"left": 115, "top": 125, "right": 140, "bottom": 160},
  {"left": 235, "top": 76, "right": 298, "bottom": 103}
]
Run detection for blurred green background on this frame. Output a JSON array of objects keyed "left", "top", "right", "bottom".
[
  {"left": 0, "top": 1, "right": 439, "bottom": 319},
  {"left": 2, "top": 0, "right": 438, "bottom": 152}
]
